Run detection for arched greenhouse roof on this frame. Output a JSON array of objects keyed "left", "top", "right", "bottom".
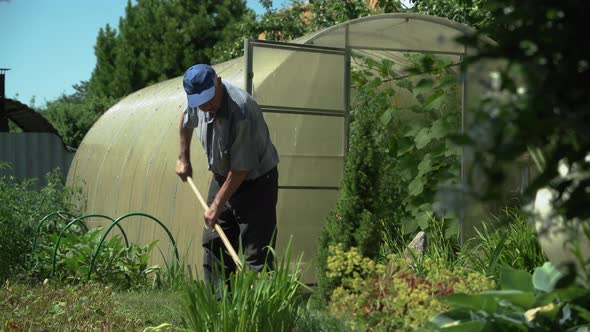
[{"left": 298, "top": 13, "right": 494, "bottom": 53}]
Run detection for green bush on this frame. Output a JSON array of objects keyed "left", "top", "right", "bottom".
[
  {"left": 326, "top": 244, "right": 386, "bottom": 292},
  {"left": 327, "top": 246, "right": 494, "bottom": 331},
  {"left": 42, "top": 92, "right": 117, "bottom": 148},
  {"left": 0, "top": 163, "right": 81, "bottom": 280}
]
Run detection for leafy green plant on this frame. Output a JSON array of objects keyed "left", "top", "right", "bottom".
[
  {"left": 357, "top": 52, "right": 463, "bottom": 237},
  {"left": 326, "top": 244, "right": 386, "bottom": 291},
  {"left": 33, "top": 227, "right": 160, "bottom": 289},
  {"left": 180, "top": 246, "right": 304, "bottom": 332},
  {"left": 431, "top": 263, "right": 590, "bottom": 331},
  {"left": 0, "top": 164, "right": 82, "bottom": 280},
  {"left": 327, "top": 247, "right": 494, "bottom": 331},
  {"left": 152, "top": 243, "right": 197, "bottom": 290}
]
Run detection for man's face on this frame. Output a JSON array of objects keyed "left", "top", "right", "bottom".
[{"left": 198, "top": 77, "right": 223, "bottom": 113}]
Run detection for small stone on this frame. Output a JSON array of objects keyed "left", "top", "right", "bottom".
[{"left": 403, "top": 231, "right": 427, "bottom": 260}]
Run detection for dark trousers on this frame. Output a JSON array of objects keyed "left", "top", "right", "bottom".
[{"left": 202, "top": 167, "right": 278, "bottom": 289}]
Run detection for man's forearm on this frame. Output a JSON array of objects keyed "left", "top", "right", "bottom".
[
  {"left": 179, "top": 113, "right": 193, "bottom": 161},
  {"left": 212, "top": 169, "right": 249, "bottom": 209}
]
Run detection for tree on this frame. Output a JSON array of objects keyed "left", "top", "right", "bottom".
[
  {"left": 89, "top": 0, "right": 251, "bottom": 99},
  {"left": 42, "top": 82, "right": 116, "bottom": 148},
  {"left": 88, "top": 24, "right": 118, "bottom": 98},
  {"left": 410, "top": 0, "right": 495, "bottom": 36},
  {"left": 209, "top": 10, "right": 259, "bottom": 64},
  {"left": 45, "top": 0, "right": 253, "bottom": 147},
  {"left": 256, "top": 0, "right": 402, "bottom": 43},
  {"left": 307, "top": 0, "right": 400, "bottom": 32}
]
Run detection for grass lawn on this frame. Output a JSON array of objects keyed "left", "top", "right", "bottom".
[{"left": 1, "top": 281, "right": 183, "bottom": 331}]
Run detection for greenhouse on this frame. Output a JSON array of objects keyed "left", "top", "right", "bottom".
[{"left": 67, "top": 13, "right": 503, "bottom": 283}]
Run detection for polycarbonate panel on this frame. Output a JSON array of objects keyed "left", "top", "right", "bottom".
[
  {"left": 304, "top": 14, "right": 490, "bottom": 55},
  {"left": 351, "top": 49, "right": 461, "bottom": 82},
  {"left": 251, "top": 45, "right": 345, "bottom": 111},
  {"left": 67, "top": 57, "right": 345, "bottom": 281},
  {"left": 275, "top": 188, "right": 339, "bottom": 283},
  {"left": 263, "top": 112, "right": 344, "bottom": 187},
  {"left": 214, "top": 57, "right": 246, "bottom": 89},
  {"left": 347, "top": 16, "right": 465, "bottom": 53},
  {"left": 72, "top": 103, "right": 129, "bottom": 217},
  {"left": 306, "top": 24, "right": 347, "bottom": 48}
]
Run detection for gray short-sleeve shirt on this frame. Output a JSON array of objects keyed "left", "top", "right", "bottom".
[{"left": 182, "top": 81, "right": 279, "bottom": 180}]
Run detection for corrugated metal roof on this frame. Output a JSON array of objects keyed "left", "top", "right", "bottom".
[
  {"left": 5, "top": 98, "right": 59, "bottom": 134},
  {"left": 0, "top": 133, "right": 74, "bottom": 188}
]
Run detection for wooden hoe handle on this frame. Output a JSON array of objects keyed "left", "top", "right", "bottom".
[{"left": 187, "top": 176, "right": 243, "bottom": 271}]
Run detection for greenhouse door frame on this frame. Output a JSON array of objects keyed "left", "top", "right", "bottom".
[{"left": 244, "top": 39, "right": 351, "bottom": 191}]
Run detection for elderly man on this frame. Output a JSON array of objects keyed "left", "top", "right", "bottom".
[{"left": 175, "top": 64, "right": 279, "bottom": 286}]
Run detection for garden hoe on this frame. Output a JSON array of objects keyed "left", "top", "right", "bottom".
[{"left": 186, "top": 176, "right": 243, "bottom": 271}]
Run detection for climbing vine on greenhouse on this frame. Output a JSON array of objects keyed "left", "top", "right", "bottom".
[{"left": 352, "top": 53, "right": 463, "bottom": 235}]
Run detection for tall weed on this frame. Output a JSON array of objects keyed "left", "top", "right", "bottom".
[
  {"left": 383, "top": 213, "right": 461, "bottom": 277},
  {"left": 180, "top": 246, "right": 304, "bottom": 332},
  {"left": 417, "top": 213, "right": 461, "bottom": 270},
  {"left": 154, "top": 241, "right": 197, "bottom": 290},
  {"left": 464, "top": 208, "right": 546, "bottom": 278}
]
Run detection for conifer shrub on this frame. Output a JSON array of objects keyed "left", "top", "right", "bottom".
[{"left": 316, "top": 99, "right": 385, "bottom": 301}]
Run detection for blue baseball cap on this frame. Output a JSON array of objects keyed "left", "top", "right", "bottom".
[{"left": 183, "top": 64, "right": 216, "bottom": 108}]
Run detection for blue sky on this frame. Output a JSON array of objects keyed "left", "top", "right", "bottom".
[{"left": 0, "top": 0, "right": 288, "bottom": 108}]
